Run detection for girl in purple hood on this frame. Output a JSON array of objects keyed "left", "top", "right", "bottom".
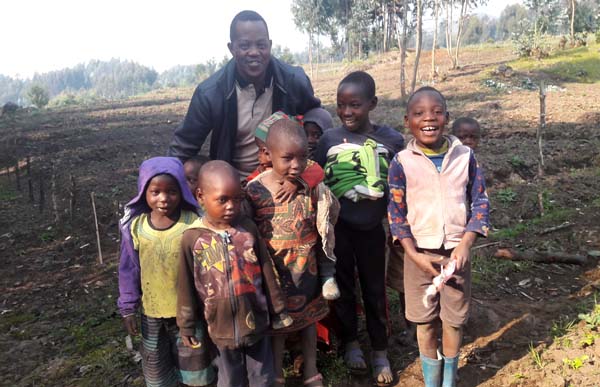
[{"left": 118, "top": 156, "right": 215, "bottom": 387}]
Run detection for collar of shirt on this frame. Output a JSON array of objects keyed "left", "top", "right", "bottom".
[{"left": 234, "top": 61, "right": 274, "bottom": 96}]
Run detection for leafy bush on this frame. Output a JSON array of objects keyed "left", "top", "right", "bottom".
[
  {"left": 512, "top": 28, "right": 549, "bottom": 59},
  {"left": 596, "top": 29, "right": 600, "bottom": 44},
  {"left": 27, "top": 84, "right": 49, "bottom": 108}
]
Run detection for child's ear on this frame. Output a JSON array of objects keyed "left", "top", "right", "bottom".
[
  {"left": 369, "top": 96, "right": 378, "bottom": 111},
  {"left": 444, "top": 112, "right": 450, "bottom": 126},
  {"left": 264, "top": 148, "right": 272, "bottom": 162}
]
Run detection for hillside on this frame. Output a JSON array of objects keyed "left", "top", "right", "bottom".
[{"left": 1, "top": 42, "right": 599, "bottom": 386}]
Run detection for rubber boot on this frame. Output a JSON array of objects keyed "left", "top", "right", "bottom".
[
  {"left": 420, "top": 354, "right": 442, "bottom": 387},
  {"left": 442, "top": 354, "right": 459, "bottom": 387}
]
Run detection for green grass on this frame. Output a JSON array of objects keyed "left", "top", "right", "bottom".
[
  {"left": 529, "top": 343, "right": 545, "bottom": 369},
  {"left": 494, "top": 207, "right": 575, "bottom": 239},
  {"left": 509, "top": 42, "right": 600, "bottom": 83},
  {"left": 471, "top": 254, "right": 532, "bottom": 287}
]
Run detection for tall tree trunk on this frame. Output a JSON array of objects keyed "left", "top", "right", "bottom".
[
  {"left": 453, "top": 0, "right": 467, "bottom": 69},
  {"left": 383, "top": 1, "right": 388, "bottom": 52},
  {"left": 410, "top": 0, "right": 423, "bottom": 93},
  {"left": 308, "top": 32, "right": 314, "bottom": 78},
  {"left": 398, "top": 0, "right": 408, "bottom": 98},
  {"left": 570, "top": 0, "right": 576, "bottom": 41},
  {"left": 316, "top": 31, "right": 320, "bottom": 81},
  {"left": 445, "top": 0, "right": 454, "bottom": 64},
  {"left": 431, "top": 0, "right": 439, "bottom": 81}
]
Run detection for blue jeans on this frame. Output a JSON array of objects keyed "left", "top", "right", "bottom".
[{"left": 214, "top": 336, "right": 274, "bottom": 387}]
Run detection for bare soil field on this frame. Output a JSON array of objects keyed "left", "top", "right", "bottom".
[{"left": 1, "top": 42, "right": 599, "bottom": 386}]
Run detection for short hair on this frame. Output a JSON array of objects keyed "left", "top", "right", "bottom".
[
  {"left": 338, "top": 71, "right": 376, "bottom": 99},
  {"left": 184, "top": 154, "right": 210, "bottom": 167},
  {"left": 452, "top": 117, "right": 481, "bottom": 133},
  {"left": 266, "top": 119, "right": 307, "bottom": 150},
  {"left": 198, "top": 160, "right": 239, "bottom": 190},
  {"left": 230, "top": 10, "right": 269, "bottom": 42},
  {"left": 407, "top": 86, "right": 447, "bottom": 111}
]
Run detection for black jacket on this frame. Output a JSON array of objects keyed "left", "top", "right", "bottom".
[{"left": 168, "top": 57, "right": 321, "bottom": 162}]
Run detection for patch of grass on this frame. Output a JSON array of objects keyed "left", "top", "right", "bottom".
[
  {"left": 496, "top": 188, "right": 517, "bottom": 206},
  {"left": 551, "top": 317, "right": 576, "bottom": 339},
  {"left": 509, "top": 155, "right": 526, "bottom": 169},
  {"left": 0, "top": 184, "right": 18, "bottom": 201},
  {"left": 494, "top": 222, "right": 529, "bottom": 239},
  {"left": 69, "top": 315, "right": 123, "bottom": 354},
  {"left": 509, "top": 42, "right": 600, "bottom": 83},
  {"left": 578, "top": 302, "right": 600, "bottom": 329},
  {"left": 472, "top": 254, "right": 531, "bottom": 287},
  {"left": 579, "top": 332, "right": 598, "bottom": 348},
  {"left": 317, "top": 351, "right": 349, "bottom": 386},
  {"left": 528, "top": 343, "right": 545, "bottom": 369},
  {"left": 592, "top": 197, "right": 600, "bottom": 208}
]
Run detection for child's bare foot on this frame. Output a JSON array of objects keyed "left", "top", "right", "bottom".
[{"left": 322, "top": 277, "right": 340, "bottom": 300}]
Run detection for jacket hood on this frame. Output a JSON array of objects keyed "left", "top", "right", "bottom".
[
  {"left": 303, "top": 107, "right": 334, "bottom": 132},
  {"left": 121, "top": 157, "right": 198, "bottom": 224}
]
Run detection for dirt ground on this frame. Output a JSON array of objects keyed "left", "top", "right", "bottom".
[{"left": 1, "top": 43, "right": 599, "bottom": 386}]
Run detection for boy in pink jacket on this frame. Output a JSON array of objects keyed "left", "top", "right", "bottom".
[{"left": 387, "top": 86, "right": 489, "bottom": 387}]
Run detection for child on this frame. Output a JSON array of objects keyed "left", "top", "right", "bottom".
[
  {"left": 314, "top": 71, "right": 404, "bottom": 385},
  {"left": 117, "top": 156, "right": 215, "bottom": 387},
  {"left": 451, "top": 117, "right": 481, "bottom": 151},
  {"left": 247, "top": 120, "right": 340, "bottom": 387},
  {"left": 177, "top": 160, "right": 292, "bottom": 387},
  {"left": 387, "top": 86, "right": 489, "bottom": 386},
  {"left": 184, "top": 155, "right": 210, "bottom": 195},
  {"left": 303, "top": 107, "right": 334, "bottom": 160}
]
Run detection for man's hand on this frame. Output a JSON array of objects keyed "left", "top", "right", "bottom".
[
  {"left": 181, "top": 335, "right": 202, "bottom": 349},
  {"left": 274, "top": 179, "right": 299, "bottom": 203},
  {"left": 123, "top": 315, "right": 138, "bottom": 336},
  {"left": 451, "top": 231, "right": 477, "bottom": 270}
]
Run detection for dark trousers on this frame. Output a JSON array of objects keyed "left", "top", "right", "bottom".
[
  {"left": 333, "top": 221, "right": 389, "bottom": 350},
  {"left": 214, "top": 336, "right": 273, "bottom": 387}
]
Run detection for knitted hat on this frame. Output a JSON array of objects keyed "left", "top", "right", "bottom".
[
  {"left": 255, "top": 111, "right": 299, "bottom": 142},
  {"left": 303, "top": 107, "right": 334, "bottom": 132}
]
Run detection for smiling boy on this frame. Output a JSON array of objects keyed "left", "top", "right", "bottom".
[{"left": 387, "top": 86, "right": 489, "bottom": 386}]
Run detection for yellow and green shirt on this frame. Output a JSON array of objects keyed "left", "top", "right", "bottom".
[{"left": 131, "top": 210, "right": 197, "bottom": 318}]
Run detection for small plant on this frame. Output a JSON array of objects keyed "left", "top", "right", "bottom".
[
  {"left": 551, "top": 317, "right": 576, "bottom": 338},
  {"left": 558, "top": 337, "right": 573, "bottom": 348},
  {"left": 509, "top": 155, "right": 526, "bottom": 169},
  {"left": 563, "top": 355, "right": 589, "bottom": 370},
  {"left": 39, "top": 230, "right": 55, "bottom": 242},
  {"left": 528, "top": 343, "right": 545, "bottom": 369},
  {"left": 496, "top": 188, "right": 517, "bottom": 205},
  {"left": 579, "top": 332, "right": 597, "bottom": 348},
  {"left": 578, "top": 303, "right": 600, "bottom": 329},
  {"left": 513, "top": 372, "right": 526, "bottom": 380}
]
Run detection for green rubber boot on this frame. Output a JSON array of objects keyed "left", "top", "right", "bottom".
[
  {"left": 420, "top": 354, "right": 442, "bottom": 387},
  {"left": 442, "top": 354, "right": 459, "bottom": 387}
]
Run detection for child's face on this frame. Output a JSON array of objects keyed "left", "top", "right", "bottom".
[
  {"left": 336, "top": 84, "right": 377, "bottom": 133},
  {"left": 453, "top": 123, "right": 480, "bottom": 150},
  {"left": 255, "top": 138, "right": 272, "bottom": 169},
  {"left": 268, "top": 138, "right": 308, "bottom": 181},
  {"left": 405, "top": 91, "right": 449, "bottom": 150},
  {"left": 184, "top": 162, "right": 201, "bottom": 195},
  {"left": 145, "top": 174, "right": 181, "bottom": 218},
  {"left": 304, "top": 122, "right": 322, "bottom": 153},
  {"left": 198, "top": 176, "right": 243, "bottom": 229}
]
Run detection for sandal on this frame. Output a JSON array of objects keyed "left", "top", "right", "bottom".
[
  {"left": 371, "top": 352, "right": 393, "bottom": 386},
  {"left": 303, "top": 373, "right": 324, "bottom": 387},
  {"left": 343, "top": 343, "right": 368, "bottom": 374}
]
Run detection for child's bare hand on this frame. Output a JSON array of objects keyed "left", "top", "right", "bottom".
[
  {"left": 123, "top": 315, "right": 138, "bottom": 336},
  {"left": 406, "top": 251, "right": 444, "bottom": 277},
  {"left": 451, "top": 242, "right": 471, "bottom": 271},
  {"left": 274, "top": 179, "right": 298, "bottom": 203},
  {"left": 181, "top": 335, "right": 202, "bottom": 349}
]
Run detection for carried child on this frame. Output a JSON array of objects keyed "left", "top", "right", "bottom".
[
  {"left": 117, "top": 156, "right": 215, "bottom": 387},
  {"left": 246, "top": 118, "right": 340, "bottom": 387},
  {"left": 315, "top": 71, "right": 404, "bottom": 385},
  {"left": 177, "top": 160, "right": 293, "bottom": 387},
  {"left": 387, "top": 86, "right": 490, "bottom": 387}
]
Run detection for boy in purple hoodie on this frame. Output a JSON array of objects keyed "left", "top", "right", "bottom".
[{"left": 118, "top": 156, "right": 215, "bottom": 387}]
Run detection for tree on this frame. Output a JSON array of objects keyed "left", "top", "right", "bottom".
[
  {"left": 291, "top": 0, "right": 331, "bottom": 77},
  {"left": 443, "top": 0, "right": 487, "bottom": 69},
  {"left": 27, "top": 85, "right": 49, "bottom": 108},
  {"left": 570, "top": 0, "right": 576, "bottom": 40},
  {"left": 411, "top": 0, "right": 424, "bottom": 93},
  {"left": 431, "top": 0, "right": 440, "bottom": 81},
  {"left": 497, "top": 4, "right": 530, "bottom": 41}
]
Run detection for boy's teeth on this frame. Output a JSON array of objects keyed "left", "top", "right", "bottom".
[{"left": 422, "top": 126, "right": 437, "bottom": 132}]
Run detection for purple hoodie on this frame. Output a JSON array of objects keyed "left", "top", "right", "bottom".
[{"left": 117, "top": 157, "right": 199, "bottom": 316}]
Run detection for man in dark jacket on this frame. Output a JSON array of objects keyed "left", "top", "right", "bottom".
[{"left": 168, "top": 10, "right": 321, "bottom": 178}]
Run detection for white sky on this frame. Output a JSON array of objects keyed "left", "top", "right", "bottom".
[{"left": 1, "top": 0, "right": 520, "bottom": 79}]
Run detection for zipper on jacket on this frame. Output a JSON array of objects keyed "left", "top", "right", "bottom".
[{"left": 222, "top": 230, "right": 239, "bottom": 347}]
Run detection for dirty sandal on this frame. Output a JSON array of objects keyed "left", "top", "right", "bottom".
[
  {"left": 343, "top": 342, "right": 368, "bottom": 374},
  {"left": 371, "top": 351, "right": 393, "bottom": 386}
]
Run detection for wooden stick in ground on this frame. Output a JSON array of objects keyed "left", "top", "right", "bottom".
[
  {"left": 494, "top": 248, "right": 586, "bottom": 265},
  {"left": 90, "top": 192, "right": 103, "bottom": 265},
  {"left": 537, "top": 80, "right": 546, "bottom": 216},
  {"left": 539, "top": 222, "right": 573, "bottom": 235},
  {"left": 51, "top": 164, "right": 59, "bottom": 223}
]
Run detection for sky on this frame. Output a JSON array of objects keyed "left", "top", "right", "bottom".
[{"left": 1, "top": 0, "right": 521, "bottom": 79}]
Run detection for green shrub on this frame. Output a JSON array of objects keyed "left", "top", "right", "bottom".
[{"left": 27, "top": 84, "right": 49, "bottom": 108}]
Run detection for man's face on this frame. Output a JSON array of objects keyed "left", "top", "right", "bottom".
[{"left": 228, "top": 20, "right": 271, "bottom": 85}]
